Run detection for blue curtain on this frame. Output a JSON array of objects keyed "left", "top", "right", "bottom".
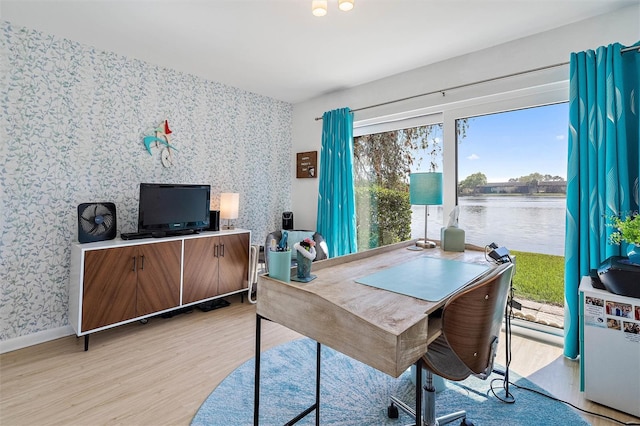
[
  {"left": 317, "top": 107, "right": 358, "bottom": 257},
  {"left": 564, "top": 42, "right": 639, "bottom": 359}
]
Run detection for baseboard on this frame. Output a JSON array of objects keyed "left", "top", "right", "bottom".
[{"left": 0, "top": 325, "right": 75, "bottom": 354}]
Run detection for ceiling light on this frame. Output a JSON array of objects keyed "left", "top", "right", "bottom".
[
  {"left": 312, "top": 0, "right": 328, "bottom": 17},
  {"left": 338, "top": 0, "right": 354, "bottom": 12}
]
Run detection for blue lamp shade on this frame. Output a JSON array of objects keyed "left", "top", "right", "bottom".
[{"left": 410, "top": 172, "right": 443, "bottom": 205}]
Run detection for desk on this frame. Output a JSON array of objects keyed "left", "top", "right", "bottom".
[{"left": 254, "top": 241, "right": 488, "bottom": 425}]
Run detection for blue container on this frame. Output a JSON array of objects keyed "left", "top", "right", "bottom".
[{"left": 268, "top": 250, "right": 291, "bottom": 282}]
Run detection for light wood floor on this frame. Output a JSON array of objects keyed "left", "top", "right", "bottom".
[{"left": 1, "top": 294, "right": 639, "bottom": 426}]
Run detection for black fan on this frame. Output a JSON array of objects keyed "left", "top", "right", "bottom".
[{"left": 77, "top": 202, "right": 117, "bottom": 243}]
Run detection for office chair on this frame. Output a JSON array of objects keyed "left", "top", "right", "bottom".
[{"left": 388, "top": 262, "right": 514, "bottom": 426}]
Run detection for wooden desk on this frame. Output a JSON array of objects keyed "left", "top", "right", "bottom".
[{"left": 254, "top": 241, "right": 487, "bottom": 425}]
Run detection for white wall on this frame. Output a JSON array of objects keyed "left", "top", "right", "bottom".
[{"left": 291, "top": 4, "right": 640, "bottom": 230}]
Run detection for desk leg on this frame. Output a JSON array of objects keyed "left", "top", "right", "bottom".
[
  {"left": 254, "top": 314, "right": 263, "bottom": 426},
  {"left": 284, "top": 341, "right": 321, "bottom": 425},
  {"left": 315, "top": 341, "right": 320, "bottom": 426},
  {"left": 254, "top": 313, "right": 321, "bottom": 425},
  {"left": 416, "top": 357, "right": 423, "bottom": 426}
]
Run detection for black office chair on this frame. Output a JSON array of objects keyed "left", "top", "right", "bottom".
[
  {"left": 388, "top": 262, "right": 514, "bottom": 426},
  {"left": 263, "top": 230, "right": 328, "bottom": 272}
]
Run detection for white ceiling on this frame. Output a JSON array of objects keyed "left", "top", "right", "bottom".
[{"left": 1, "top": 0, "right": 637, "bottom": 104}]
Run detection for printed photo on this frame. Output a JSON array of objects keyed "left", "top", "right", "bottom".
[
  {"left": 586, "top": 296, "right": 604, "bottom": 307},
  {"left": 607, "top": 318, "right": 621, "bottom": 330},
  {"left": 605, "top": 301, "right": 633, "bottom": 318},
  {"left": 623, "top": 321, "right": 640, "bottom": 334}
]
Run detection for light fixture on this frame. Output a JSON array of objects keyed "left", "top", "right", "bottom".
[
  {"left": 312, "top": 0, "right": 327, "bottom": 16},
  {"left": 408, "top": 172, "right": 443, "bottom": 250},
  {"left": 312, "top": 0, "right": 353, "bottom": 16},
  {"left": 220, "top": 192, "right": 239, "bottom": 230},
  {"left": 338, "top": 0, "right": 354, "bottom": 11}
]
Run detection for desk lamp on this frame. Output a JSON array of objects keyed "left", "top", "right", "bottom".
[
  {"left": 220, "top": 192, "right": 239, "bottom": 229},
  {"left": 409, "top": 172, "right": 443, "bottom": 250}
]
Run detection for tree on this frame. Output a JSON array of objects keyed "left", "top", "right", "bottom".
[
  {"left": 458, "top": 172, "right": 487, "bottom": 194},
  {"left": 352, "top": 120, "right": 468, "bottom": 251},
  {"left": 353, "top": 121, "right": 468, "bottom": 190}
]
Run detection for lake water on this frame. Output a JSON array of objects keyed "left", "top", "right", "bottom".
[{"left": 411, "top": 196, "right": 566, "bottom": 256}]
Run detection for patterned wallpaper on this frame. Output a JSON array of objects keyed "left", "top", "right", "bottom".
[{"left": 0, "top": 21, "right": 293, "bottom": 341}]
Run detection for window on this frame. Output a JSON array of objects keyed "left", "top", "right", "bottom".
[
  {"left": 456, "top": 103, "right": 568, "bottom": 255},
  {"left": 353, "top": 122, "right": 443, "bottom": 251},
  {"left": 353, "top": 81, "right": 570, "bottom": 329}
]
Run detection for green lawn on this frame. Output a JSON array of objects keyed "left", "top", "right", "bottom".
[{"left": 511, "top": 250, "right": 565, "bottom": 306}]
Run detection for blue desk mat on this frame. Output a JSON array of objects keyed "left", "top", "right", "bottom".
[{"left": 355, "top": 256, "right": 489, "bottom": 301}]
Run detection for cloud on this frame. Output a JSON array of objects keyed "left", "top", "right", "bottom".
[
  {"left": 556, "top": 134, "right": 565, "bottom": 140},
  {"left": 467, "top": 154, "right": 480, "bottom": 160}
]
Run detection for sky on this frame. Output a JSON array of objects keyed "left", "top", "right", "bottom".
[{"left": 457, "top": 102, "right": 569, "bottom": 183}]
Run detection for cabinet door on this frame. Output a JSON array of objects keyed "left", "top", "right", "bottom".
[
  {"left": 218, "top": 233, "right": 250, "bottom": 294},
  {"left": 183, "top": 236, "right": 220, "bottom": 304},
  {"left": 82, "top": 246, "right": 137, "bottom": 331},
  {"left": 136, "top": 240, "right": 182, "bottom": 316}
]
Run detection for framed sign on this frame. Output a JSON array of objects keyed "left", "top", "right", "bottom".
[{"left": 297, "top": 151, "right": 317, "bottom": 178}]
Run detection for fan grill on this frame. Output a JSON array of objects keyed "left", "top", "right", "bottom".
[{"left": 77, "top": 203, "right": 117, "bottom": 243}]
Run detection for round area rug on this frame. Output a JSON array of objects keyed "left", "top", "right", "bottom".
[{"left": 192, "top": 338, "right": 589, "bottom": 426}]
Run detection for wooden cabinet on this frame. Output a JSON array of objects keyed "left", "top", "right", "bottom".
[
  {"left": 69, "top": 230, "right": 250, "bottom": 346},
  {"left": 81, "top": 241, "right": 181, "bottom": 331},
  {"left": 183, "top": 233, "right": 250, "bottom": 303}
]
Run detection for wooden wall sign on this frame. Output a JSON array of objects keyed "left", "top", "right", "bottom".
[{"left": 296, "top": 151, "right": 317, "bottom": 178}]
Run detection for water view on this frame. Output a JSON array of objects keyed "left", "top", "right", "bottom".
[{"left": 411, "top": 195, "right": 566, "bottom": 256}]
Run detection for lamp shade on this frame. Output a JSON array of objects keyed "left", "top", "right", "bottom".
[
  {"left": 220, "top": 193, "right": 239, "bottom": 220},
  {"left": 410, "top": 173, "right": 443, "bottom": 205}
]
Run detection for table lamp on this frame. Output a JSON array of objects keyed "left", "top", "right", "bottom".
[
  {"left": 409, "top": 172, "right": 443, "bottom": 250},
  {"left": 220, "top": 192, "right": 239, "bottom": 229}
]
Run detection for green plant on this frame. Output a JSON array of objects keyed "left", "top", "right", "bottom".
[
  {"left": 608, "top": 212, "right": 640, "bottom": 246},
  {"left": 355, "top": 185, "right": 411, "bottom": 250}
]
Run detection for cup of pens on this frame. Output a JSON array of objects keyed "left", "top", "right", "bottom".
[
  {"left": 268, "top": 250, "right": 291, "bottom": 282},
  {"left": 268, "top": 234, "right": 292, "bottom": 282}
]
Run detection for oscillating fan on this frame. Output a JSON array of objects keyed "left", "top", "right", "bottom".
[{"left": 77, "top": 202, "right": 117, "bottom": 243}]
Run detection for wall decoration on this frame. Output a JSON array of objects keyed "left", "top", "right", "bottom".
[
  {"left": 296, "top": 151, "right": 317, "bottom": 178},
  {"left": 143, "top": 120, "right": 177, "bottom": 167}
]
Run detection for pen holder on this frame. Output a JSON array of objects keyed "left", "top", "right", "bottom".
[{"left": 268, "top": 250, "right": 291, "bottom": 282}]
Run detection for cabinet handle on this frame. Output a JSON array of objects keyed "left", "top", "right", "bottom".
[
  {"left": 214, "top": 244, "right": 219, "bottom": 258},
  {"left": 220, "top": 243, "right": 225, "bottom": 257},
  {"left": 132, "top": 256, "right": 137, "bottom": 272},
  {"left": 140, "top": 255, "right": 145, "bottom": 270}
]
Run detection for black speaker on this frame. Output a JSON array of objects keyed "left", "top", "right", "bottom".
[
  {"left": 282, "top": 211, "right": 294, "bottom": 230},
  {"left": 77, "top": 202, "right": 117, "bottom": 243},
  {"left": 209, "top": 210, "right": 220, "bottom": 231}
]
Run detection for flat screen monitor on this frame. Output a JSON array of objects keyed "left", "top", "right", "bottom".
[{"left": 138, "top": 183, "right": 210, "bottom": 234}]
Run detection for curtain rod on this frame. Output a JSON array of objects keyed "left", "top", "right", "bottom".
[
  {"left": 314, "top": 44, "right": 639, "bottom": 121},
  {"left": 313, "top": 61, "right": 569, "bottom": 120}
]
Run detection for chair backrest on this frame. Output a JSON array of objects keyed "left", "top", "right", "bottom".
[{"left": 440, "top": 262, "right": 514, "bottom": 378}]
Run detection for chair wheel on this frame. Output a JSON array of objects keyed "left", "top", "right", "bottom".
[
  {"left": 460, "top": 419, "right": 474, "bottom": 426},
  {"left": 387, "top": 402, "right": 399, "bottom": 418}
]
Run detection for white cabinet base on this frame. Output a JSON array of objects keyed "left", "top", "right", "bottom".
[{"left": 580, "top": 277, "right": 640, "bottom": 417}]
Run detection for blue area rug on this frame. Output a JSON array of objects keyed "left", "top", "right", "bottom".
[{"left": 192, "top": 338, "right": 589, "bottom": 426}]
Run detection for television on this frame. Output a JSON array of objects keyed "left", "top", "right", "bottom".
[{"left": 138, "top": 183, "right": 210, "bottom": 235}]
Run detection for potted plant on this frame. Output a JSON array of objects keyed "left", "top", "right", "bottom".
[{"left": 608, "top": 212, "right": 640, "bottom": 264}]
